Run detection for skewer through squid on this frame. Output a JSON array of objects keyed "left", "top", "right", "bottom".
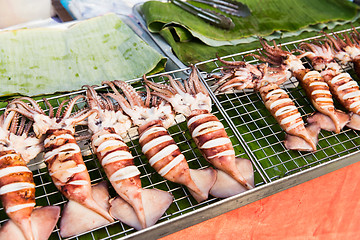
[
  {"left": 0, "top": 108, "right": 60, "bottom": 240},
  {"left": 145, "top": 66, "right": 255, "bottom": 197},
  {"left": 6, "top": 96, "right": 114, "bottom": 238},
  {"left": 84, "top": 85, "right": 173, "bottom": 230},
  {"left": 103, "top": 80, "right": 217, "bottom": 202}
]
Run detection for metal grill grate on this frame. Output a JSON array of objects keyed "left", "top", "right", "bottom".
[
  {"left": 0, "top": 68, "right": 266, "bottom": 239},
  {"left": 196, "top": 27, "right": 360, "bottom": 183},
  {"left": 2, "top": 26, "right": 360, "bottom": 239}
]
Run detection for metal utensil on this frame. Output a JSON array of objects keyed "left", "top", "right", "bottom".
[
  {"left": 191, "top": 0, "right": 251, "bottom": 17},
  {"left": 52, "top": 0, "right": 74, "bottom": 22},
  {"left": 171, "top": 0, "right": 235, "bottom": 30}
]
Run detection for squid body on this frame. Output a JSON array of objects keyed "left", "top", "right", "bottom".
[
  {"left": 7, "top": 96, "right": 114, "bottom": 238},
  {"left": 145, "top": 66, "right": 255, "bottom": 197},
  {"left": 84, "top": 85, "right": 173, "bottom": 230},
  {"left": 104, "top": 79, "right": 218, "bottom": 201}
]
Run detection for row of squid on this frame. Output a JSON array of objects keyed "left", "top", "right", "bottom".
[
  {"left": 0, "top": 66, "right": 255, "bottom": 240},
  {"left": 213, "top": 28, "right": 360, "bottom": 152}
]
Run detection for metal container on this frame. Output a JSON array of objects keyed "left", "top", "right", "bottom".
[{"left": 1, "top": 7, "right": 360, "bottom": 240}]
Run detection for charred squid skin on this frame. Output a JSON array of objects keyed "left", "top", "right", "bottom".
[
  {"left": 138, "top": 119, "right": 213, "bottom": 202},
  {"left": 259, "top": 83, "right": 317, "bottom": 151},
  {"left": 138, "top": 120, "right": 186, "bottom": 179},
  {"left": 91, "top": 127, "right": 147, "bottom": 229},
  {"left": 0, "top": 150, "right": 35, "bottom": 240},
  {"left": 322, "top": 72, "right": 360, "bottom": 130},
  {"left": 294, "top": 69, "right": 349, "bottom": 134},
  {"left": 43, "top": 128, "right": 114, "bottom": 223},
  {"left": 325, "top": 73, "right": 360, "bottom": 115},
  {"left": 91, "top": 128, "right": 140, "bottom": 189},
  {"left": 353, "top": 56, "right": 360, "bottom": 78},
  {"left": 90, "top": 128, "right": 173, "bottom": 230},
  {"left": 187, "top": 109, "right": 253, "bottom": 190},
  {"left": 138, "top": 120, "right": 186, "bottom": 177}
]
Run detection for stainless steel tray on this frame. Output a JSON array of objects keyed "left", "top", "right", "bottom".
[
  {"left": 0, "top": 69, "right": 267, "bottom": 240},
  {"left": 196, "top": 32, "right": 360, "bottom": 182},
  {"left": 1, "top": 8, "right": 360, "bottom": 240},
  {"left": 1, "top": 63, "right": 359, "bottom": 240},
  {"left": 132, "top": 2, "right": 188, "bottom": 70}
]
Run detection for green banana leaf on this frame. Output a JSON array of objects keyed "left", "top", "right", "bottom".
[
  {"left": 142, "top": 0, "right": 358, "bottom": 45},
  {"left": 141, "top": 0, "right": 360, "bottom": 70},
  {"left": 159, "top": 19, "right": 360, "bottom": 71},
  {"left": 0, "top": 13, "right": 166, "bottom": 97}
]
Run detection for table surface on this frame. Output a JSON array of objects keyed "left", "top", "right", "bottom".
[{"left": 160, "top": 160, "right": 360, "bottom": 240}]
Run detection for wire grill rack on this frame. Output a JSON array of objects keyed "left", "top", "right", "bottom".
[
  {"left": 1, "top": 27, "right": 360, "bottom": 239},
  {"left": 196, "top": 27, "right": 360, "bottom": 183},
  {"left": 0, "top": 68, "right": 266, "bottom": 240}
]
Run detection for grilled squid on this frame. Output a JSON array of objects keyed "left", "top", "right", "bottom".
[
  {"left": 323, "top": 30, "right": 360, "bottom": 78},
  {"left": 250, "top": 38, "right": 350, "bottom": 133},
  {"left": 213, "top": 56, "right": 290, "bottom": 93},
  {"left": 295, "top": 70, "right": 349, "bottom": 133},
  {"left": 212, "top": 57, "right": 263, "bottom": 92},
  {"left": 84, "top": 86, "right": 172, "bottom": 230},
  {"left": 104, "top": 80, "right": 217, "bottom": 202},
  {"left": 0, "top": 109, "right": 60, "bottom": 240},
  {"left": 258, "top": 82, "right": 320, "bottom": 151},
  {"left": 299, "top": 41, "right": 359, "bottom": 130},
  {"left": 6, "top": 96, "right": 114, "bottom": 237},
  {"left": 145, "top": 66, "right": 254, "bottom": 197}
]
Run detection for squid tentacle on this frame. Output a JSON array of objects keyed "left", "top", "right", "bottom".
[
  {"left": 143, "top": 80, "right": 174, "bottom": 102},
  {"left": 14, "top": 97, "right": 45, "bottom": 114},
  {"left": 99, "top": 93, "right": 114, "bottom": 111},
  {"left": 84, "top": 85, "right": 104, "bottom": 110},
  {"left": 113, "top": 80, "right": 144, "bottom": 107},
  {"left": 143, "top": 78, "right": 176, "bottom": 97},
  {"left": 105, "top": 93, "right": 132, "bottom": 114},
  {"left": 62, "top": 95, "right": 86, "bottom": 119},
  {"left": 42, "top": 98, "right": 54, "bottom": 118},
  {"left": 189, "top": 65, "right": 208, "bottom": 95},
  {"left": 16, "top": 115, "right": 27, "bottom": 136},
  {"left": 216, "top": 55, "right": 247, "bottom": 67},
  {"left": 212, "top": 72, "right": 234, "bottom": 86},
  {"left": 166, "top": 75, "right": 187, "bottom": 96},
  {"left": 9, "top": 112, "right": 20, "bottom": 134}
]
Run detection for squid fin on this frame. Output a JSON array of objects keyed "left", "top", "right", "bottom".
[
  {"left": 210, "top": 158, "right": 254, "bottom": 198},
  {"left": 307, "top": 111, "right": 349, "bottom": 133},
  {"left": 109, "top": 188, "right": 173, "bottom": 230},
  {"left": 0, "top": 206, "right": 60, "bottom": 240},
  {"left": 188, "top": 167, "right": 217, "bottom": 202},
  {"left": 284, "top": 123, "right": 320, "bottom": 151},
  {"left": 346, "top": 113, "right": 360, "bottom": 130},
  {"left": 12, "top": 217, "right": 33, "bottom": 240},
  {"left": 60, "top": 181, "right": 113, "bottom": 238}
]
